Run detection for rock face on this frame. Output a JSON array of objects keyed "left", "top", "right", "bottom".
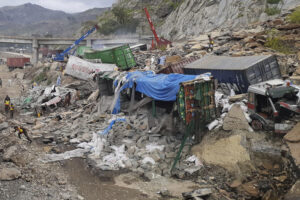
[
  {"left": 223, "top": 104, "right": 250, "bottom": 131},
  {"left": 160, "top": 0, "right": 300, "bottom": 39},
  {"left": 0, "top": 168, "right": 21, "bottom": 181}
]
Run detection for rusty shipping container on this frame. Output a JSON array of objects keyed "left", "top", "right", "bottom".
[
  {"left": 7, "top": 57, "right": 30, "bottom": 68},
  {"left": 157, "top": 56, "right": 200, "bottom": 74}
]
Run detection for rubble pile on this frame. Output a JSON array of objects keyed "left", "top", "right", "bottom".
[
  {"left": 0, "top": 8, "right": 300, "bottom": 200},
  {"left": 0, "top": 125, "right": 80, "bottom": 200}
]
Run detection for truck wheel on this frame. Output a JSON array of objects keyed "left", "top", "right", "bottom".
[{"left": 251, "top": 120, "right": 263, "bottom": 130}]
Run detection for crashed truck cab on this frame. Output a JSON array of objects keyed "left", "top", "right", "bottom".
[{"left": 247, "top": 79, "right": 300, "bottom": 131}]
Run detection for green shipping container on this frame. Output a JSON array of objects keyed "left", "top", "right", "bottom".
[
  {"left": 83, "top": 44, "right": 136, "bottom": 70},
  {"left": 97, "top": 48, "right": 115, "bottom": 64},
  {"left": 113, "top": 45, "right": 136, "bottom": 70},
  {"left": 83, "top": 50, "right": 100, "bottom": 59},
  {"left": 76, "top": 46, "right": 92, "bottom": 57}
]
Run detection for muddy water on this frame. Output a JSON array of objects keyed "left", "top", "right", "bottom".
[{"left": 62, "top": 158, "right": 151, "bottom": 200}]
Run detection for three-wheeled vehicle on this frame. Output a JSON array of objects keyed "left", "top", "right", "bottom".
[{"left": 247, "top": 79, "right": 300, "bottom": 131}]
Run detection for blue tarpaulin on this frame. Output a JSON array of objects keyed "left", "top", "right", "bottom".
[
  {"left": 112, "top": 71, "right": 197, "bottom": 113},
  {"left": 120, "top": 71, "right": 197, "bottom": 101},
  {"left": 98, "top": 118, "right": 126, "bottom": 135}
]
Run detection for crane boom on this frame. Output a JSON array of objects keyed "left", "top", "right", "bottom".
[
  {"left": 54, "top": 25, "right": 98, "bottom": 61},
  {"left": 144, "top": 8, "right": 171, "bottom": 49},
  {"left": 144, "top": 7, "right": 160, "bottom": 45}
]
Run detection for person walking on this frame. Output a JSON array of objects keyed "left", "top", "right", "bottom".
[
  {"left": 64, "top": 92, "right": 71, "bottom": 107},
  {"left": 9, "top": 103, "right": 14, "bottom": 119},
  {"left": 14, "top": 126, "right": 32, "bottom": 143},
  {"left": 207, "top": 34, "right": 214, "bottom": 52},
  {"left": 4, "top": 95, "right": 10, "bottom": 114}
]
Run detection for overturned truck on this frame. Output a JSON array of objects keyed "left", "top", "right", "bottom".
[{"left": 247, "top": 79, "right": 300, "bottom": 132}]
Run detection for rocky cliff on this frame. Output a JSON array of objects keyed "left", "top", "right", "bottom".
[{"left": 160, "top": 0, "right": 300, "bottom": 40}]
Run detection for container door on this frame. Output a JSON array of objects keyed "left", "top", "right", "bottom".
[{"left": 113, "top": 45, "right": 136, "bottom": 70}]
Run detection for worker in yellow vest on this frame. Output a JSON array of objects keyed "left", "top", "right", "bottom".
[
  {"left": 10, "top": 103, "right": 14, "bottom": 119},
  {"left": 4, "top": 95, "right": 10, "bottom": 114},
  {"left": 14, "top": 126, "right": 32, "bottom": 143},
  {"left": 207, "top": 34, "right": 214, "bottom": 52}
]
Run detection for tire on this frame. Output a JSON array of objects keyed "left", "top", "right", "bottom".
[{"left": 251, "top": 119, "right": 263, "bottom": 131}]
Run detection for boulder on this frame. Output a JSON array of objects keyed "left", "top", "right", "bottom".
[
  {"left": 241, "top": 181, "right": 260, "bottom": 197},
  {"left": 284, "top": 122, "right": 300, "bottom": 142},
  {"left": 223, "top": 104, "right": 250, "bottom": 131},
  {"left": 0, "top": 168, "right": 21, "bottom": 180},
  {"left": 87, "top": 89, "right": 99, "bottom": 102},
  {"left": 3, "top": 145, "right": 29, "bottom": 166},
  {"left": 286, "top": 142, "right": 300, "bottom": 169},
  {"left": 0, "top": 113, "right": 6, "bottom": 123},
  {"left": 3, "top": 145, "right": 18, "bottom": 161},
  {"left": 229, "top": 94, "right": 246, "bottom": 103},
  {"left": 182, "top": 188, "right": 212, "bottom": 199},
  {"left": 0, "top": 122, "right": 9, "bottom": 131},
  {"left": 192, "top": 134, "right": 250, "bottom": 171}
]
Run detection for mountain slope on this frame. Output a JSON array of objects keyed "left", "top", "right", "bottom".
[
  {"left": 160, "top": 0, "right": 300, "bottom": 40},
  {"left": 0, "top": 3, "right": 108, "bottom": 37}
]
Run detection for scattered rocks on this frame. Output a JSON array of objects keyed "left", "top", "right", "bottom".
[
  {"left": 241, "top": 181, "right": 260, "bottom": 197},
  {"left": 182, "top": 188, "right": 212, "bottom": 199}
]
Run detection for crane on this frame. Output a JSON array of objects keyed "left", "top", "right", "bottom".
[
  {"left": 53, "top": 25, "right": 98, "bottom": 61},
  {"left": 144, "top": 7, "right": 172, "bottom": 49}
]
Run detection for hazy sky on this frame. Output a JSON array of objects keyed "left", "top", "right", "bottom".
[{"left": 0, "top": 0, "right": 117, "bottom": 13}]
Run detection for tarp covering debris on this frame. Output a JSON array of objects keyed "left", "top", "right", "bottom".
[
  {"left": 118, "top": 71, "right": 197, "bottom": 101},
  {"left": 65, "top": 56, "right": 117, "bottom": 80}
]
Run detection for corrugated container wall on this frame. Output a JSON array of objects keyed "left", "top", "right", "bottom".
[
  {"left": 83, "top": 44, "right": 136, "bottom": 70},
  {"left": 177, "top": 78, "right": 216, "bottom": 130},
  {"left": 7, "top": 57, "right": 30, "bottom": 68},
  {"left": 184, "top": 55, "right": 281, "bottom": 93},
  {"left": 76, "top": 46, "right": 92, "bottom": 57}
]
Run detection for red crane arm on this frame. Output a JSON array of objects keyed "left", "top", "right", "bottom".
[{"left": 144, "top": 7, "right": 160, "bottom": 45}]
